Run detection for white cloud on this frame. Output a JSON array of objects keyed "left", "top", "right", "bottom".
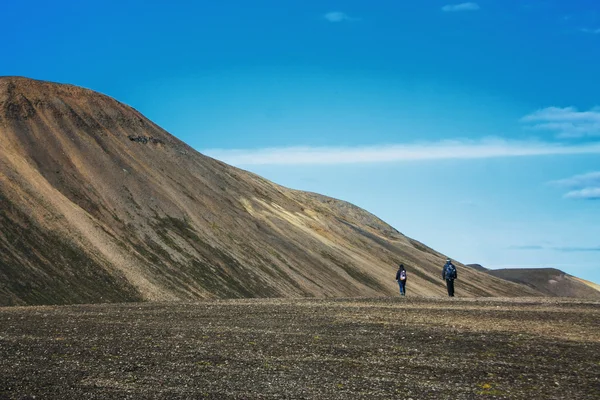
[
  {"left": 554, "top": 245, "right": 600, "bottom": 252},
  {"left": 203, "top": 139, "right": 600, "bottom": 166},
  {"left": 442, "top": 3, "right": 480, "bottom": 12},
  {"left": 552, "top": 171, "right": 600, "bottom": 188},
  {"left": 507, "top": 244, "right": 600, "bottom": 252},
  {"left": 551, "top": 171, "right": 600, "bottom": 200},
  {"left": 323, "top": 11, "right": 356, "bottom": 23},
  {"left": 521, "top": 106, "right": 600, "bottom": 138},
  {"left": 581, "top": 28, "right": 600, "bottom": 34},
  {"left": 564, "top": 187, "right": 600, "bottom": 200},
  {"left": 523, "top": 106, "right": 600, "bottom": 122}
]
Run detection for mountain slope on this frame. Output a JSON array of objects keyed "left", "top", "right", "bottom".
[
  {"left": 0, "top": 77, "right": 542, "bottom": 305},
  {"left": 487, "top": 268, "right": 600, "bottom": 299}
]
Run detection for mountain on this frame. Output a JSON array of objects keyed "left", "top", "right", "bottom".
[
  {"left": 0, "top": 77, "right": 543, "bottom": 306},
  {"left": 487, "top": 268, "right": 600, "bottom": 299},
  {"left": 466, "top": 264, "right": 488, "bottom": 273}
]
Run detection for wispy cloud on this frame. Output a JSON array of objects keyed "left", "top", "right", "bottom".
[
  {"left": 486, "top": 263, "right": 597, "bottom": 269},
  {"left": 441, "top": 3, "right": 480, "bottom": 12},
  {"left": 551, "top": 171, "right": 600, "bottom": 200},
  {"left": 581, "top": 28, "right": 600, "bottom": 34},
  {"left": 323, "top": 11, "right": 356, "bottom": 23},
  {"left": 564, "top": 187, "right": 600, "bottom": 200},
  {"left": 552, "top": 171, "right": 600, "bottom": 188},
  {"left": 554, "top": 245, "right": 600, "bottom": 252},
  {"left": 203, "top": 139, "right": 600, "bottom": 166},
  {"left": 508, "top": 244, "right": 600, "bottom": 252},
  {"left": 508, "top": 245, "right": 545, "bottom": 250},
  {"left": 521, "top": 106, "right": 600, "bottom": 138}
]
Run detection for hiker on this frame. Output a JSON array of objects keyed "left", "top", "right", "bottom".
[
  {"left": 442, "top": 258, "right": 457, "bottom": 297},
  {"left": 396, "top": 264, "right": 407, "bottom": 296}
]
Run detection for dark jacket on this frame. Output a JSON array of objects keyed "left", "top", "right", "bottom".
[
  {"left": 396, "top": 268, "right": 407, "bottom": 281},
  {"left": 442, "top": 262, "right": 457, "bottom": 280}
]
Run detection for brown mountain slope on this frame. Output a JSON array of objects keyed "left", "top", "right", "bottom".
[
  {"left": 0, "top": 77, "right": 542, "bottom": 306},
  {"left": 487, "top": 268, "right": 600, "bottom": 299}
]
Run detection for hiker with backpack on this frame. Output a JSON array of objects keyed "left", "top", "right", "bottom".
[
  {"left": 396, "top": 264, "right": 407, "bottom": 296},
  {"left": 442, "top": 258, "right": 457, "bottom": 297}
]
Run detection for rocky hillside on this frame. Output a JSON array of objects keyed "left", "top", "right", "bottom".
[
  {"left": 0, "top": 77, "right": 543, "bottom": 306},
  {"left": 487, "top": 268, "right": 600, "bottom": 299}
]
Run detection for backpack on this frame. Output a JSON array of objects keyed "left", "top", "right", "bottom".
[
  {"left": 400, "top": 270, "right": 406, "bottom": 281},
  {"left": 445, "top": 263, "right": 456, "bottom": 280}
]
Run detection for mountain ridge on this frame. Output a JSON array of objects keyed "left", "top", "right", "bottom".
[
  {"left": 0, "top": 77, "right": 547, "bottom": 305},
  {"left": 486, "top": 268, "right": 600, "bottom": 299}
]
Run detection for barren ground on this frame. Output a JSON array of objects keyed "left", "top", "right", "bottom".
[{"left": 0, "top": 297, "right": 598, "bottom": 399}]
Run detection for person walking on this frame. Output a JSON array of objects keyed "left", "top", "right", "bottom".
[
  {"left": 396, "top": 264, "right": 407, "bottom": 296},
  {"left": 442, "top": 258, "right": 457, "bottom": 297}
]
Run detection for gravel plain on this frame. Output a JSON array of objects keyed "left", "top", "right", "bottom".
[{"left": 1, "top": 297, "right": 599, "bottom": 399}]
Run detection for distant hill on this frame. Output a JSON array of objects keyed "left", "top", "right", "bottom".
[
  {"left": 487, "top": 268, "right": 600, "bottom": 299},
  {"left": 466, "top": 264, "right": 488, "bottom": 273},
  {"left": 0, "top": 77, "right": 549, "bottom": 305}
]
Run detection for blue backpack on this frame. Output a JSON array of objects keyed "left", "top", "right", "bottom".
[{"left": 445, "top": 263, "right": 456, "bottom": 280}]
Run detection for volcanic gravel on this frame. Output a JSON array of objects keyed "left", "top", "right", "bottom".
[{"left": 0, "top": 297, "right": 598, "bottom": 399}]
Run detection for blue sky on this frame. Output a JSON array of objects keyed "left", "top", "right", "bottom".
[{"left": 2, "top": 1, "right": 600, "bottom": 284}]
